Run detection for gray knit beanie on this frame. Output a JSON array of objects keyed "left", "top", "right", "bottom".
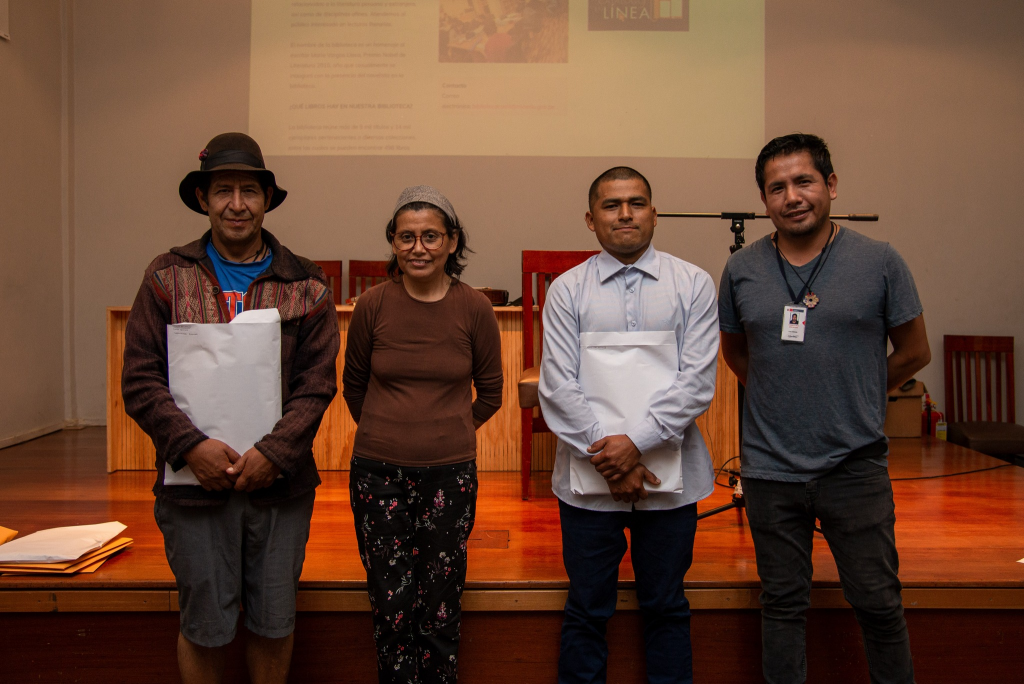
[{"left": 392, "top": 185, "right": 459, "bottom": 226}]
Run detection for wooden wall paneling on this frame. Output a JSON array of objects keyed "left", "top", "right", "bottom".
[
  {"left": 532, "top": 432, "right": 558, "bottom": 471},
  {"left": 106, "top": 309, "right": 156, "bottom": 472},
  {"left": 311, "top": 312, "right": 355, "bottom": 470},
  {"left": 475, "top": 309, "right": 522, "bottom": 471},
  {"left": 106, "top": 308, "right": 118, "bottom": 472},
  {"left": 696, "top": 353, "right": 740, "bottom": 472}
]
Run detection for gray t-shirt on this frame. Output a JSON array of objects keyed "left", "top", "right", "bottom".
[{"left": 718, "top": 226, "right": 923, "bottom": 481}]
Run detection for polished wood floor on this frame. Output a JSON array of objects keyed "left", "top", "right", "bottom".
[
  {"left": 1, "top": 429, "right": 1023, "bottom": 682},
  {"left": 1, "top": 428, "right": 1022, "bottom": 595}
]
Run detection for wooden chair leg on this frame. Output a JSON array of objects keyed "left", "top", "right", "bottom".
[{"left": 521, "top": 408, "right": 532, "bottom": 500}]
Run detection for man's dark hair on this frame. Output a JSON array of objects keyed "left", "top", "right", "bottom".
[
  {"left": 588, "top": 167, "right": 652, "bottom": 209},
  {"left": 384, "top": 201, "right": 472, "bottom": 279},
  {"left": 755, "top": 133, "right": 834, "bottom": 193}
]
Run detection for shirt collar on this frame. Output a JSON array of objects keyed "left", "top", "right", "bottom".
[{"left": 596, "top": 244, "right": 660, "bottom": 282}]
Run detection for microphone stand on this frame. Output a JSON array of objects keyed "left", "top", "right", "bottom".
[
  {"left": 658, "top": 212, "right": 880, "bottom": 521},
  {"left": 658, "top": 212, "right": 880, "bottom": 255}
]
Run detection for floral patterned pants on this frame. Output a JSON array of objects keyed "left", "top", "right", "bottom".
[{"left": 350, "top": 456, "right": 478, "bottom": 684}]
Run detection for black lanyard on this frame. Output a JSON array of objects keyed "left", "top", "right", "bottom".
[{"left": 773, "top": 223, "right": 836, "bottom": 305}]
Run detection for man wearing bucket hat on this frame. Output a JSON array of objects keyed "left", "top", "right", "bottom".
[{"left": 121, "top": 132, "right": 340, "bottom": 683}]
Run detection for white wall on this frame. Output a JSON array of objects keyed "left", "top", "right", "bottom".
[{"left": 0, "top": 0, "right": 67, "bottom": 446}]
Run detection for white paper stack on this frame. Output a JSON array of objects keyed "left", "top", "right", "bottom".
[{"left": 0, "top": 521, "right": 126, "bottom": 563}]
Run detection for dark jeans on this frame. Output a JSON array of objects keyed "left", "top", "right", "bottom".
[
  {"left": 350, "top": 457, "right": 478, "bottom": 684},
  {"left": 558, "top": 500, "right": 698, "bottom": 684},
  {"left": 743, "top": 458, "right": 915, "bottom": 684}
]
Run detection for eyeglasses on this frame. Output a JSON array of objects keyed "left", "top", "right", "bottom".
[{"left": 392, "top": 230, "right": 448, "bottom": 251}]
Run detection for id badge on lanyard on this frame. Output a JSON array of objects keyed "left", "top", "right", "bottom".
[
  {"left": 773, "top": 227, "right": 837, "bottom": 346},
  {"left": 781, "top": 305, "right": 807, "bottom": 343}
]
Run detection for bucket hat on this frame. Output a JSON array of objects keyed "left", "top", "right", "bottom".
[{"left": 178, "top": 132, "right": 287, "bottom": 214}]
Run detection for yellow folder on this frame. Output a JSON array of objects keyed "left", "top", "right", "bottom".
[{"left": 0, "top": 538, "right": 133, "bottom": 575}]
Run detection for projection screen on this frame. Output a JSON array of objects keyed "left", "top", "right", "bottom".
[{"left": 250, "top": 0, "right": 764, "bottom": 157}]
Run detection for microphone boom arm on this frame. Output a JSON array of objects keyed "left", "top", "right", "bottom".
[{"left": 658, "top": 213, "right": 879, "bottom": 253}]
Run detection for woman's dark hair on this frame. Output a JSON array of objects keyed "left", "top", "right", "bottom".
[
  {"left": 755, "top": 133, "right": 834, "bottom": 193},
  {"left": 385, "top": 201, "right": 472, "bottom": 279}
]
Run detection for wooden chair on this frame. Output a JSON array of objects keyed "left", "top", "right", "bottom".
[
  {"left": 943, "top": 335, "right": 1024, "bottom": 460},
  {"left": 348, "top": 260, "right": 389, "bottom": 301},
  {"left": 314, "top": 261, "right": 343, "bottom": 306},
  {"left": 518, "top": 250, "right": 600, "bottom": 499}
]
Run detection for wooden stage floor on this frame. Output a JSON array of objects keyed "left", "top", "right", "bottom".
[{"left": 1, "top": 428, "right": 1023, "bottom": 682}]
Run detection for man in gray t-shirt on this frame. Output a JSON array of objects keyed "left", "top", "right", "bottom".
[{"left": 719, "top": 134, "right": 931, "bottom": 684}]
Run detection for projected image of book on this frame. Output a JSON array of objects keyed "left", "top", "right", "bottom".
[{"left": 440, "top": 0, "right": 569, "bottom": 63}]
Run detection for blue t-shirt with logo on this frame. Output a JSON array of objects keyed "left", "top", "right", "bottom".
[{"left": 205, "top": 241, "right": 273, "bottom": 320}]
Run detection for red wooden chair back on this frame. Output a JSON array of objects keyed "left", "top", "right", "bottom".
[
  {"left": 520, "top": 250, "right": 600, "bottom": 498},
  {"left": 348, "top": 260, "right": 390, "bottom": 301},
  {"left": 944, "top": 335, "right": 1016, "bottom": 423},
  {"left": 522, "top": 250, "right": 601, "bottom": 371},
  {"left": 314, "top": 260, "right": 343, "bottom": 306}
]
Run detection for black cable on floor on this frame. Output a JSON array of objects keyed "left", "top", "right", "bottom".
[
  {"left": 890, "top": 464, "right": 1014, "bottom": 481},
  {"left": 806, "top": 464, "right": 1015, "bottom": 535}
]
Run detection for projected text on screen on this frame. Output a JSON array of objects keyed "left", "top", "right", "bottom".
[{"left": 250, "top": 0, "right": 763, "bottom": 157}]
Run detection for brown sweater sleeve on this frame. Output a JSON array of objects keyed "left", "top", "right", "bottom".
[
  {"left": 470, "top": 293, "right": 504, "bottom": 425},
  {"left": 341, "top": 285, "right": 378, "bottom": 424},
  {"left": 121, "top": 262, "right": 208, "bottom": 470},
  {"left": 254, "top": 293, "right": 340, "bottom": 476}
]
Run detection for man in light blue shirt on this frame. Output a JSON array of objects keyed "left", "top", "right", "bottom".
[{"left": 539, "top": 167, "right": 719, "bottom": 684}]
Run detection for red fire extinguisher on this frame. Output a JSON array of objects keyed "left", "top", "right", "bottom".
[{"left": 922, "top": 393, "right": 944, "bottom": 437}]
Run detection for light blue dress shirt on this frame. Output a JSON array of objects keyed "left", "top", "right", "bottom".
[{"left": 538, "top": 246, "right": 719, "bottom": 511}]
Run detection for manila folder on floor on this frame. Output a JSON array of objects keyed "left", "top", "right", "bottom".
[
  {"left": 165, "top": 308, "right": 283, "bottom": 486},
  {"left": 571, "top": 331, "right": 684, "bottom": 496}
]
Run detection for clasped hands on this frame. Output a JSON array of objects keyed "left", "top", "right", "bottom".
[
  {"left": 587, "top": 434, "right": 661, "bottom": 503},
  {"left": 181, "top": 439, "right": 281, "bottom": 492}
]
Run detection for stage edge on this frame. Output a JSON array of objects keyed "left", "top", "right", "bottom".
[{"left": 1, "top": 588, "right": 1022, "bottom": 613}]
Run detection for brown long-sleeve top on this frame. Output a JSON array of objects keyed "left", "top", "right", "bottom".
[{"left": 342, "top": 279, "right": 504, "bottom": 466}]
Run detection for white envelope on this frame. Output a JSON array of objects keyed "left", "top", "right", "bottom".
[
  {"left": 0, "top": 522, "right": 127, "bottom": 563},
  {"left": 571, "top": 330, "right": 684, "bottom": 496},
  {"left": 164, "top": 308, "right": 283, "bottom": 486}
]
